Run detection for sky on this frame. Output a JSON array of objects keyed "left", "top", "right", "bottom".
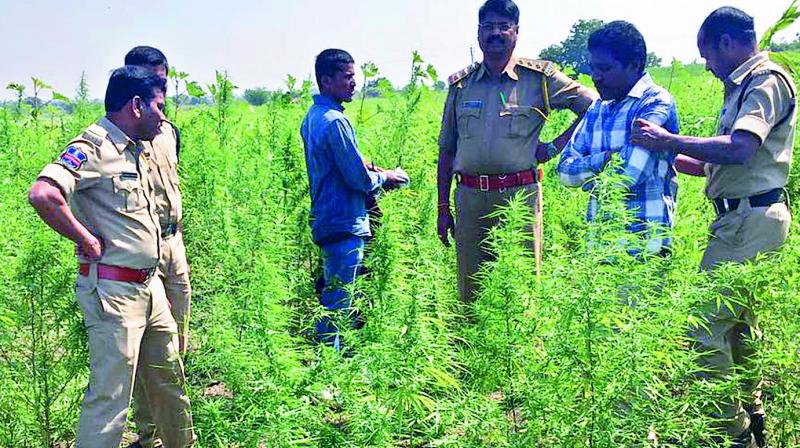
[{"left": 1, "top": 0, "right": 798, "bottom": 101}]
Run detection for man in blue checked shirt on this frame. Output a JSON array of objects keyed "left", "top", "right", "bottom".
[
  {"left": 301, "top": 48, "right": 407, "bottom": 351},
  {"left": 557, "top": 21, "right": 679, "bottom": 255}
]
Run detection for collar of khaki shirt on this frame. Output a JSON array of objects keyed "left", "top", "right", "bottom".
[
  {"left": 98, "top": 116, "right": 137, "bottom": 154},
  {"left": 726, "top": 51, "right": 769, "bottom": 87},
  {"left": 474, "top": 56, "right": 520, "bottom": 82}
]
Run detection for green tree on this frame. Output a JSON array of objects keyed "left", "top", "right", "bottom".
[
  {"left": 540, "top": 19, "right": 662, "bottom": 75},
  {"left": 243, "top": 87, "right": 271, "bottom": 106}
]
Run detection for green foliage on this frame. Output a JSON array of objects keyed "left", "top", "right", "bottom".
[
  {"left": 1, "top": 56, "right": 800, "bottom": 448},
  {"left": 540, "top": 19, "right": 662, "bottom": 75},
  {"left": 540, "top": 19, "right": 604, "bottom": 75},
  {"left": 243, "top": 87, "right": 271, "bottom": 106},
  {"left": 763, "top": 2, "right": 800, "bottom": 81},
  {"left": 761, "top": 0, "right": 800, "bottom": 51},
  {"left": 167, "top": 67, "right": 206, "bottom": 119}
]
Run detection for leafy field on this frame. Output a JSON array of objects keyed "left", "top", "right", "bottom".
[{"left": 1, "top": 61, "right": 800, "bottom": 447}]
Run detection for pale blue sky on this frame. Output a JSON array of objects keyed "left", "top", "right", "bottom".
[{"left": 1, "top": 0, "right": 798, "bottom": 100}]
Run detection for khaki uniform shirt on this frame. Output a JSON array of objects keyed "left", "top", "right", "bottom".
[
  {"left": 38, "top": 117, "right": 161, "bottom": 269},
  {"left": 705, "top": 52, "right": 797, "bottom": 199},
  {"left": 439, "top": 57, "right": 597, "bottom": 175},
  {"left": 145, "top": 121, "right": 183, "bottom": 227}
]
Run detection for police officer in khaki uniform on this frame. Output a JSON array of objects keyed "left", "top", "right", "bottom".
[
  {"left": 632, "top": 8, "right": 795, "bottom": 447},
  {"left": 125, "top": 47, "right": 191, "bottom": 355},
  {"left": 124, "top": 46, "right": 193, "bottom": 448},
  {"left": 437, "top": 0, "right": 596, "bottom": 303},
  {"left": 27, "top": 66, "right": 195, "bottom": 448}
]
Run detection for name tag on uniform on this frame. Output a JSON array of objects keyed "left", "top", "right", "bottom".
[
  {"left": 462, "top": 100, "right": 483, "bottom": 109},
  {"left": 120, "top": 172, "right": 139, "bottom": 180}
]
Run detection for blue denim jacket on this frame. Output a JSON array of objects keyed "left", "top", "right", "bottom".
[{"left": 301, "top": 94, "right": 386, "bottom": 244}]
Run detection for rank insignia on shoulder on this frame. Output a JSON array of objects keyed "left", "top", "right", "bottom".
[
  {"left": 81, "top": 127, "right": 106, "bottom": 148},
  {"left": 448, "top": 62, "right": 479, "bottom": 86},
  {"left": 57, "top": 146, "right": 87, "bottom": 171},
  {"left": 517, "top": 58, "right": 557, "bottom": 77}
]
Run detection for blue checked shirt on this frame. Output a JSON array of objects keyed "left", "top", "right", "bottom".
[
  {"left": 301, "top": 94, "right": 386, "bottom": 244},
  {"left": 556, "top": 73, "right": 679, "bottom": 253}
]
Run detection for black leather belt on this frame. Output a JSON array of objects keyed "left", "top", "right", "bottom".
[
  {"left": 161, "top": 222, "right": 179, "bottom": 238},
  {"left": 712, "top": 188, "right": 785, "bottom": 216}
]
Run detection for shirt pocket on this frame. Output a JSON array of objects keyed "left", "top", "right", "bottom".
[
  {"left": 502, "top": 105, "right": 542, "bottom": 138},
  {"left": 457, "top": 106, "right": 482, "bottom": 139},
  {"left": 112, "top": 175, "right": 147, "bottom": 212}
]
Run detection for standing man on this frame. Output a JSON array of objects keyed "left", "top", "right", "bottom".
[
  {"left": 27, "top": 66, "right": 194, "bottom": 447},
  {"left": 124, "top": 46, "right": 192, "bottom": 448},
  {"left": 437, "top": 0, "right": 597, "bottom": 303},
  {"left": 125, "top": 46, "right": 191, "bottom": 355},
  {"left": 301, "top": 49, "right": 406, "bottom": 350},
  {"left": 632, "top": 7, "right": 795, "bottom": 447},
  {"left": 557, "top": 21, "right": 679, "bottom": 256}
]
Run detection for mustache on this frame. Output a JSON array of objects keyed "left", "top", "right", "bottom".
[{"left": 487, "top": 36, "right": 504, "bottom": 45}]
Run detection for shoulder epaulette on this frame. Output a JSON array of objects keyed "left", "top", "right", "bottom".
[
  {"left": 81, "top": 124, "right": 108, "bottom": 149},
  {"left": 448, "top": 62, "right": 479, "bottom": 86},
  {"left": 516, "top": 58, "right": 557, "bottom": 77},
  {"left": 748, "top": 65, "right": 797, "bottom": 98}
]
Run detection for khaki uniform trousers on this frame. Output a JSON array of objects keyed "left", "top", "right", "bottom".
[
  {"left": 455, "top": 183, "right": 537, "bottom": 304},
  {"left": 134, "top": 230, "right": 193, "bottom": 448},
  {"left": 693, "top": 200, "right": 791, "bottom": 438},
  {"left": 75, "top": 265, "right": 194, "bottom": 448}
]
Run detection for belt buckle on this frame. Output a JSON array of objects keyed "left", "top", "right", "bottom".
[
  {"left": 479, "top": 175, "right": 489, "bottom": 192},
  {"left": 142, "top": 267, "right": 156, "bottom": 283},
  {"left": 713, "top": 198, "right": 731, "bottom": 216}
]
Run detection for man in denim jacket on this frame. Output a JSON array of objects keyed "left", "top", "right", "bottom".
[{"left": 301, "top": 48, "right": 406, "bottom": 350}]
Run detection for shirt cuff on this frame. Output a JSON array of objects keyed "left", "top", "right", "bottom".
[
  {"left": 732, "top": 115, "right": 770, "bottom": 144},
  {"left": 370, "top": 171, "right": 386, "bottom": 191},
  {"left": 38, "top": 163, "right": 76, "bottom": 197}
]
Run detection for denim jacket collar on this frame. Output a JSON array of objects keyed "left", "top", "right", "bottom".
[{"left": 313, "top": 94, "right": 345, "bottom": 112}]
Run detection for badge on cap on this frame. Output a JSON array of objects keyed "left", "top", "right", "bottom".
[{"left": 57, "top": 146, "right": 87, "bottom": 171}]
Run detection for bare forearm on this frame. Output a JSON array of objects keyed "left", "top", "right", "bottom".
[
  {"left": 675, "top": 155, "right": 706, "bottom": 177},
  {"left": 437, "top": 150, "right": 455, "bottom": 205},
  {"left": 554, "top": 117, "right": 581, "bottom": 150},
  {"left": 539, "top": 116, "right": 582, "bottom": 163},
  {"left": 662, "top": 134, "right": 754, "bottom": 165},
  {"left": 29, "top": 181, "right": 93, "bottom": 245}
]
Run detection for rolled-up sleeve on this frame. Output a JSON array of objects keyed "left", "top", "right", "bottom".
[{"left": 733, "top": 74, "right": 793, "bottom": 144}]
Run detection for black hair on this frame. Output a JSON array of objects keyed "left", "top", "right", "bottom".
[
  {"left": 314, "top": 49, "right": 354, "bottom": 88},
  {"left": 588, "top": 21, "right": 648, "bottom": 74},
  {"left": 104, "top": 65, "right": 167, "bottom": 113},
  {"left": 699, "top": 7, "right": 757, "bottom": 47},
  {"left": 124, "top": 46, "right": 169, "bottom": 72},
  {"left": 478, "top": 0, "right": 519, "bottom": 24}
]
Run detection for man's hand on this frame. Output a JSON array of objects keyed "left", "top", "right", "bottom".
[
  {"left": 535, "top": 141, "right": 558, "bottom": 164},
  {"left": 383, "top": 169, "right": 404, "bottom": 183},
  {"left": 437, "top": 205, "right": 456, "bottom": 247},
  {"left": 631, "top": 118, "right": 675, "bottom": 151},
  {"left": 76, "top": 234, "right": 104, "bottom": 261}
]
